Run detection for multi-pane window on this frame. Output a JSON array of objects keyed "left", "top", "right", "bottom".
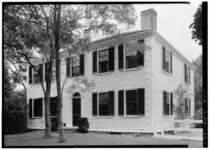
[
  {"left": 184, "top": 64, "right": 190, "bottom": 84},
  {"left": 118, "top": 88, "right": 145, "bottom": 116},
  {"left": 72, "top": 56, "right": 80, "bottom": 77},
  {"left": 33, "top": 67, "right": 40, "bottom": 84},
  {"left": 126, "top": 90, "right": 138, "bottom": 115},
  {"left": 66, "top": 54, "right": 84, "bottom": 77},
  {"left": 32, "top": 64, "right": 43, "bottom": 84},
  {"left": 162, "top": 46, "right": 172, "bottom": 74},
  {"left": 118, "top": 40, "right": 144, "bottom": 70},
  {"left": 92, "top": 91, "right": 114, "bottom": 116},
  {"left": 92, "top": 47, "right": 115, "bottom": 74},
  {"left": 29, "top": 98, "right": 43, "bottom": 118},
  {"left": 99, "top": 49, "right": 109, "bottom": 73},
  {"left": 99, "top": 92, "right": 109, "bottom": 116},
  {"left": 163, "top": 91, "right": 174, "bottom": 116}
]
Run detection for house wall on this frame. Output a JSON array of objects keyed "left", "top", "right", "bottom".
[
  {"left": 27, "top": 33, "right": 155, "bottom": 132},
  {"left": 151, "top": 36, "right": 195, "bottom": 129}
]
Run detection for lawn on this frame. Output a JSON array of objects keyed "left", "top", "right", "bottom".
[{"left": 4, "top": 130, "right": 203, "bottom": 148}]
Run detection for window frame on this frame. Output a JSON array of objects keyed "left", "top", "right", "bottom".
[
  {"left": 98, "top": 49, "right": 109, "bottom": 73},
  {"left": 184, "top": 97, "right": 191, "bottom": 117},
  {"left": 32, "top": 65, "right": 40, "bottom": 84},
  {"left": 124, "top": 40, "right": 145, "bottom": 70},
  {"left": 163, "top": 91, "right": 174, "bottom": 117},
  {"left": 162, "top": 46, "right": 172, "bottom": 75},
  {"left": 30, "top": 98, "right": 44, "bottom": 119},
  {"left": 98, "top": 92, "right": 110, "bottom": 116},
  {"left": 125, "top": 89, "right": 138, "bottom": 116}
]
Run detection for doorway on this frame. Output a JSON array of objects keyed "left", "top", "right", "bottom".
[{"left": 72, "top": 92, "right": 81, "bottom": 127}]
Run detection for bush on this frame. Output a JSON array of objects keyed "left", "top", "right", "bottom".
[
  {"left": 77, "top": 117, "right": 89, "bottom": 133},
  {"left": 194, "top": 108, "right": 203, "bottom": 120}
]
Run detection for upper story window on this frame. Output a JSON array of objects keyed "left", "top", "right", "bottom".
[
  {"left": 99, "top": 49, "right": 109, "bottom": 73},
  {"left": 92, "top": 47, "right": 115, "bottom": 74},
  {"left": 184, "top": 64, "right": 190, "bottom": 84},
  {"left": 163, "top": 91, "right": 174, "bottom": 116},
  {"left": 66, "top": 54, "right": 84, "bottom": 77},
  {"left": 162, "top": 46, "right": 173, "bottom": 74},
  {"left": 29, "top": 64, "right": 43, "bottom": 84},
  {"left": 118, "top": 40, "right": 144, "bottom": 70}
]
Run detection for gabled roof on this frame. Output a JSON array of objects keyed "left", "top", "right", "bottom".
[{"left": 91, "top": 29, "right": 151, "bottom": 45}]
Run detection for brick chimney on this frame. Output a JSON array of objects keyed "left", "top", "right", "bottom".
[{"left": 141, "top": 8, "right": 157, "bottom": 30}]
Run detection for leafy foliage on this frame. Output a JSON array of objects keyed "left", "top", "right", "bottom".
[
  {"left": 189, "top": 4, "right": 202, "bottom": 46},
  {"left": 193, "top": 55, "right": 203, "bottom": 110}
]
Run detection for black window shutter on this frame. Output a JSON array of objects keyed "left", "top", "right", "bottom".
[
  {"left": 170, "top": 52, "right": 173, "bottom": 73},
  {"left": 137, "top": 88, "right": 145, "bottom": 115},
  {"left": 92, "top": 92, "right": 97, "bottom": 116},
  {"left": 118, "top": 90, "right": 124, "bottom": 115},
  {"left": 118, "top": 44, "right": 124, "bottom": 70},
  {"left": 163, "top": 91, "right": 166, "bottom": 115},
  {"left": 108, "top": 91, "right": 115, "bottom": 116},
  {"left": 29, "top": 99, "right": 32, "bottom": 118},
  {"left": 170, "top": 92, "right": 173, "bottom": 115},
  {"left": 40, "top": 98, "right": 43, "bottom": 117},
  {"left": 66, "top": 58, "right": 70, "bottom": 77},
  {"left": 189, "top": 98, "right": 191, "bottom": 116},
  {"left": 108, "top": 47, "right": 115, "bottom": 71},
  {"left": 162, "top": 46, "right": 166, "bottom": 70},
  {"left": 39, "top": 64, "right": 43, "bottom": 83},
  {"left": 29, "top": 66, "right": 32, "bottom": 84},
  {"left": 189, "top": 67, "right": 190, "bottom": 84},
  {"left": 93, "top": 51, "right": 97, "bottom": 73},
  {"left": 184, "top": 64, "right": 187, "bottom": 83},
  {"left": 138, "top": 52, "right": 144, "bottom": 66},
  {"left": 80, "top": 54, "right": 85, "bottom": 75}
]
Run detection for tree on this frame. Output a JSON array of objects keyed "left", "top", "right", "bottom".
[
  {"left": 4, "top": 5, "right": 55, "bottom": 138},
  {"left": 189, "top": 4, "right": 202, "bottom": 46},
  {"left": 51, "top": 4, "right": 137, "bottom": 143},
  {"left": 193, "top": 55, "right": 203, "bottom": 110}
]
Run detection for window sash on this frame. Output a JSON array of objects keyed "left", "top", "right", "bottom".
[
  {"left": 33, "top": 98, "right": 43, "bottom": 118},
  {"left": 163, "top": 48, "right": 171, "bottom": 74},
  {"left": 98, "top": 92, "right": 110, "bottom": 116},
  {"left": 126, "top": 90, "right": 138, "bottom": 115},
  {"left": 163, "top": 91, "right": 173, "bottom": 116}
]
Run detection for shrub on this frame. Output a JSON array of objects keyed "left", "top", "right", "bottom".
[
  {"left": 77, "top": 117, "right": 89, "bottom": 133},
  {"left": 51, "top": 117, "right": 58, "bottom": 132},
  {"left": 194, "top": 108, "right": 203, "bottom": 120}
]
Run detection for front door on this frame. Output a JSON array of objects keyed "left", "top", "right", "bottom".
[{"left": 72, "top": 96, "right": 81, "bottom": 126}]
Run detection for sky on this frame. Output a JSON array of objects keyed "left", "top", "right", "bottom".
[{"left": 131, "top": 3, "right": 202, "bottom": 61}]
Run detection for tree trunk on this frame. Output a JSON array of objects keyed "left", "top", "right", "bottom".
[
  {"left": 44, "top": 93, "right": 51, "bottom": 138},
  {"left": 54, "top": 4, "right": 65, "bottom": 143}
]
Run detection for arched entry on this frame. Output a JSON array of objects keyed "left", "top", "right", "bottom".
[{"left": 72, "top": 92, "right": 81, "bottom": 126}]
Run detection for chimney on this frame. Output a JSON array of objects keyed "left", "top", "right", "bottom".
[
  {"left": 141, "top": 8, "right": 157, "bottom": 30},
  {"left": 84, "top": 28, "right": 91, "bottom": 41}
]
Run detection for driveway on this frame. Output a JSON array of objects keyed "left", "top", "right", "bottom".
[{"left": 4, "top": 131, "right": 203, "bottom": 147}]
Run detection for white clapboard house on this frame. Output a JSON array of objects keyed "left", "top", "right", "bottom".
[{"left": 27, "top": 8, "right": 195, "bottom": 133}]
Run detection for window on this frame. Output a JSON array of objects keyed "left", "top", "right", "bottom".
[
  {"left": 92, "top": 47, "right": 115, "bottom": 74},
  {"left": 184, "top": 64, "right": 190, "bottom": 84},
  {"left": 185, "top": 98, "right": 191, "bottom": 116},
  {"left": 50, "top": 97, "right": 57, "bottom": 116},
  {"left": 118, "top": 88, "right": 145, "bottom": 116},
  {"left": 163, "top": 91, "right": 174, "bottom": 116},
  {"left": 99, "top": 92, "right": 109, "bottom": 116},
  {"left": 118, "top": 40, "right": 144, "bottom": 70},
  {"left": 126, "top": 90, "right": 138, "bottom": 115},
  {"left": 162, "top": 46, "right": 172, "bottom": 74},
  {"left": 66, "top": 54, "right": 84, "bottom": 77},
  {"left": 33, "top": 98, "right": 43, "bottom": 118},
  {"left": 72, "top": 56, "right": 80, "bottom": 77},
  {"left": 99, "top": 49, "right": 109, "bottom": 73},
  {"left": 92, "top": 91, "right": 114, "bottom": 116}
]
